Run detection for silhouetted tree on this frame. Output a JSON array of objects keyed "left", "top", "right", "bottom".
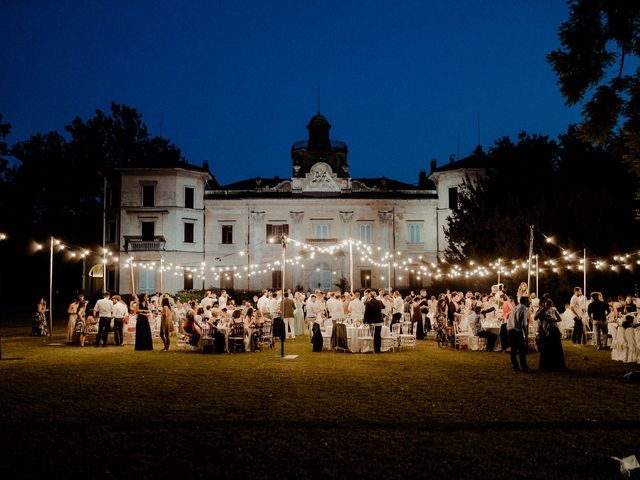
[
  {"left": 547, "top": 1, "right": 640, "bottom": 172},
  {"left": 445, "top": 129, "right": 639, "bottom": 263},
  {"left": 10, "top": 102, "right": 183, "bottom": 245}
]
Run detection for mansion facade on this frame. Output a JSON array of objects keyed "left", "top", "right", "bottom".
[{"left": 103, "top": 113, "right": 486, "bottom": 295}]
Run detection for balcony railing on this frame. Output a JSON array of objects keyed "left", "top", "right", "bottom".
[
  {"left": 304, "top": 238, "right": 339, "bottom": 244},
  {"left": 124, "top": 236, "right": 166, "bottom": 252}
]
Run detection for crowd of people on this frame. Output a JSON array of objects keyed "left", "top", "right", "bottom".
[{"left": 38, "top": 282, "right": 640, "bottom": 366}]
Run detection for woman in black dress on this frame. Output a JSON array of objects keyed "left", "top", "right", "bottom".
[
  {"left": 135, "top": 293, "right": 153, "bottom": 350},
  {"left": 535, "top": 297, "right": 567, "bottom": 371}
]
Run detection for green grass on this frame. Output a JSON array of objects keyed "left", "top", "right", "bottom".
[{"left": 0, "top": 319, "right": 639, "bottom": 479}]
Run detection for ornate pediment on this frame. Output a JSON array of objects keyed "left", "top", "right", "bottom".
[{"left": 291, "top": 162, "right": 348, "bottom": 193}]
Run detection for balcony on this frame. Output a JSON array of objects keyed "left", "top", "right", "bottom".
[
  {"left": 304, "top": 238, "right": 339, "bottom": 244},
  {"left": 124, "top": 235, "right": 166, "bottom": 252}
]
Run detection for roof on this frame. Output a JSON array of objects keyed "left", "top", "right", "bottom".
[
  {"left": 353, "top": 177, "right": 435, "bottom": 191},
  {"left": 118, "top": 159, "right": 211, "bottom": 174},
  {"left": 207, "top": 175, "right": 437, "bottom": 200},
  {"left": 291, "top": 140, "right": 347, "bottom": 150},
  {"left": 431, "top": 152, "right": 493, "bottom": 173}
]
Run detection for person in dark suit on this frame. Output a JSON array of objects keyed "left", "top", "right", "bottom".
[{"left": 363, "top": 290, "right": 384, "bottom": 353}]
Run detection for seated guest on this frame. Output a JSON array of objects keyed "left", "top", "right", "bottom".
[
  {"left": 468, "top": 306, "right": 497, "bottom": 351},
  {"left": 182, "top": 310, "right": 202, "bottom": 346}
]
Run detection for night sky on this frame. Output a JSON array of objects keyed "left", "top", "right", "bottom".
[{"left": 1, "top": 0, "right": 581, "bottom": 185}]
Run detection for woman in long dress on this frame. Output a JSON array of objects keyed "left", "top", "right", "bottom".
[
  {"left": 294, "top": 292, "right": 305, "bottom": 336},
  {"left": 74, "top": 300, "right": 89, "bottom": 347},
  {"left": 536, "top": 298, "right": 567, "bottom": 371},
  {"left": 66, "top": 296, "right": 80, "bottom": 342},
  {"left": 159, "top": 297, "right": 173, "bottom": 351},
  {"left": 32, "top": 298, "right": 49, "bottom": 336},
  {"left": 135, "top": 293, "right": 153, "bottom": 351}
]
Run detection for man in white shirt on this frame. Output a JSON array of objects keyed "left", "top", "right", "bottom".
[
  {"left": 257, "top": 290, "right": 270, "bottom": 317},
  {"left": 269, "top": 291, "right": 282, "bottom": 321},
  {"left": 111, "top": 295, "right": 128, "bottom": 346},
  {"left": 348, "top": 291, "right": 365, "bottom": 322},
  {"left": 326, "top": 292, "right": 344, "bottom": 321},
  {"left": 93, "top": 291, "right": 113, "bottom": 347},
  {"left": 391, "top": 291, "right": 404, "bottom": 327},
  {"left": 201, "top": 291, "right": 214, "bottom": 310},
  {"left": 570, "top": 286, "right": 587, "bottom": 345},
  {"left": 218, "top": 290, "right": 228, "bottom": 309}
]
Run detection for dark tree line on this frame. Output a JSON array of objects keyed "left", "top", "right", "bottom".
[
  {"left": 445, "top": 128, "right": 639, "bottom": 262},
  {"left": 0, "top": 103, "right": 184, "bottom": 306}
]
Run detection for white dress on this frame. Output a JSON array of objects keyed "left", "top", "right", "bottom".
[
  {"left": 624, "top": 327, "right": 637, "bottom": 363},
  {"left": 611, "top": 326, "right": 627, "bottom": 362}
]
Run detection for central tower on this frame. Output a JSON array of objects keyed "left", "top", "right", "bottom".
[{"left": 290, "top": 113, "right": 349, "bottom": 178}]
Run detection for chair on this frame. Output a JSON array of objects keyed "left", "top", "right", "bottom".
[
  {"left": 381, "top": 327, "right": 398, "bottom": 352},
  {"left": 453, "top": 323, "right": 469, "bottom": 349},
  {"left": 357, "top": 325, "right": 375, "bottom": 353},
  {"left": 256, "top": 321, "right": 274, "bottom": 351},
  {"left": 468, "top": 334, "right": 486, "bottom": 351},
  {"left": 177, "top": 332, "right": 195, "bottom": 350},
  {"left": 398, "top": 322, "right": 416, "bottom": 350},
  {"left": 322, "top": 322, "right": 334, "bottom": 350},
  {"left": 228, "top": 323, "right": 245, "bottom": 353}
]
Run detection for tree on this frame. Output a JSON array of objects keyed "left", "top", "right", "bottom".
[
  {"left": 547, "top": 1, "right": 640, "bottom": 170},
  {"left": 445, "top": 128, "right": 639, "bottom": 263},
  {"left": 445, "top": 133, "right": 560, "bottom": 262},
  {"left": 10, "top": 102, "right": 183, "bottom": 245}
]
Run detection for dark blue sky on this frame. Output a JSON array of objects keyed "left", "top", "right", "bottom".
[{"left": 1, "top": 0, "right": 581, "bottom": 185}]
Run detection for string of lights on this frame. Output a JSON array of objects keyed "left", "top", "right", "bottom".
[{"left": 20, "top": 231, "right": 640, "bottom": 281}]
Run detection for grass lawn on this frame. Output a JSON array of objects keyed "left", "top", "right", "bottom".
[{"left": 0, "top": 318, "right": 639, "bottom": 479}]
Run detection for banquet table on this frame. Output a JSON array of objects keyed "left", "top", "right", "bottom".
[
  {"left": 345, "top": 324, "right": 391, "bottom": 352},
  {"left": 480, "top": 319, "right": 502, "bottom": 351}
]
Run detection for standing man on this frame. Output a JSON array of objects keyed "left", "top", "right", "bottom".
[
  {"left": 569, "top": 287, "right": 586, "bottom": 346},
  {"left": 282, "top": 292, "right": 296, "bottom": 339},
  {"left": 257, "top": 290, "right": 270, "bottom": 319},
  {"left": 507, "top": 296, "right": 529, "bottom": 372},
  {"left": 111, "top": 295, "right": 128, "bottom": 347},
  {"left": 587, "top": 292, "right": 610, "bottom": 350},
  {"left": 391, "top": 291, "right": 404, "bottom": 330},
  {"left": 348, "top": 291, "right": 365, "bottom": 323},
  {"left": 363, "top": 290, "right": 384, "bottom": 353},
  {"left": 93, "top": 291, "right": 113, "bottom": 347},
  {"left": 326, "top": 292, "right": 344, "bottom": 322}
]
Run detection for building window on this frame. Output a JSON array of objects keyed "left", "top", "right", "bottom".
[
  {"left": 359, "top": 223, "right": 372, "bottom": 244},
  {"left": 141, "top": 221, "right": 155, "bottom": 241},
  {"left": 408, "top": 223, "right": 422, "bottom": 244},
  {"left": 183, "top": 271, "right": 193, "bottom": 290},
  {"left": 106, "top": 266, "right": 117, "bottom": 292},
  {"left": 221, "top": 225, "right": 233, "bottom": 244},
  {"left": 185, "top": 187, "right": 195, "bottom": 209},
  {"left": 315, "top": 224, "right": 329, "bottom": 239},
  {"left": 448, "top": 187, "right": 458, "bottom": 210},
  {"left": 142, "top": 185, "right": 155, "bottom": 207},
  {"left": 220, "top": 273, "right": 234, "bottom": 290},
  {"left": 266, "top": 224, "right": 289, "bottom": 240},
  {"left": 139, "top": 269, "right": 156, "bottom": 294},
  {"left": 360, "top": 269, "right": 372, "bottom": 289},
  {"left": 310, "top": 262, "right": 332, "bottom": 291},
  {"left": 272, "top": 270, "right": 282, "bottom": 289},
  {"left": 184, "top": 223, "right": 194, "bottom": 243},
  {"left": 107, "top": 222, "right": 117, "bottom": 244}
]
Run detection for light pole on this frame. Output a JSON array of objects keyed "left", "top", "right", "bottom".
[
  {"left": 348, "top": 239, "right": 354, "bottom": 294},
  {"left": 280, "top": 234, "right": 287, "bottom": 357},
  {"left": 49, "top": 236, "right": 54, "bottom": 336}
]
